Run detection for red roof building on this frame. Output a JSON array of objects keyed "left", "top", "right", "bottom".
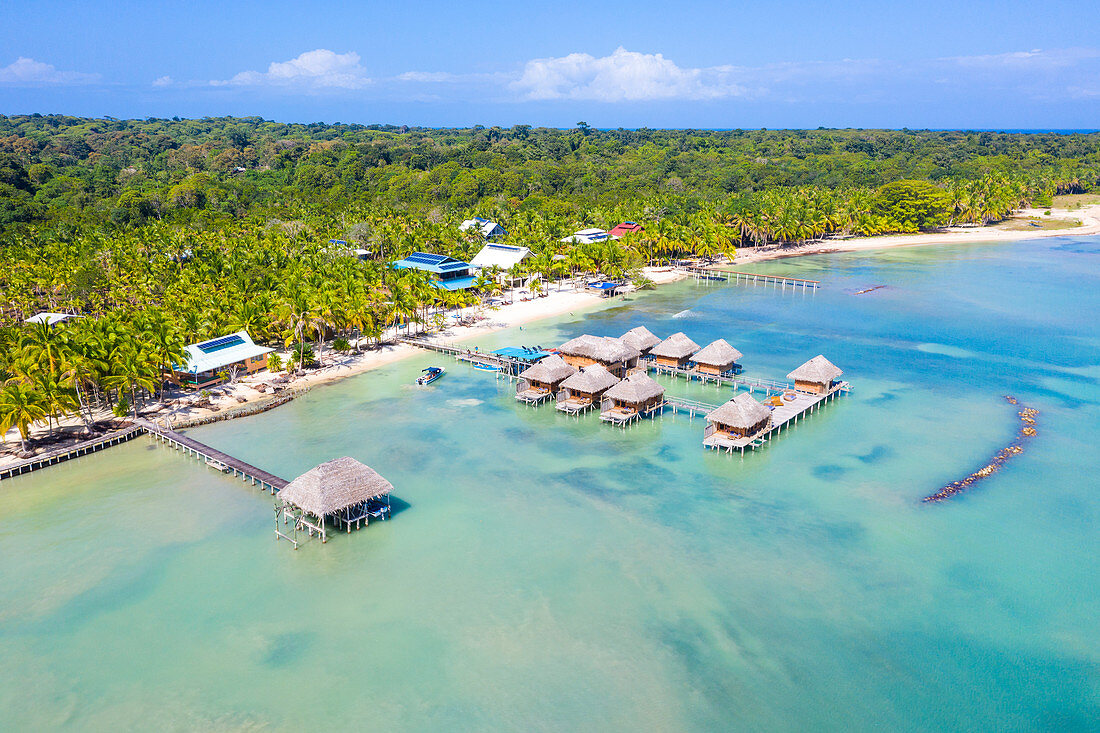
[{"left": 608, "top": 222, "right": 644, "bottom": 238}]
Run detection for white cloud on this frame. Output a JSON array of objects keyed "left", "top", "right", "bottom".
[
  {"left": 397, "top": 71, "right": 457, "bottom": 83},
  {"left": 152, "top": 75, "right": 173, "bottom": 87},
  {"left": 511, "top": 47, "right": 747, "bottom": 101},
  {"left": 0, "top": 57, "right": 99, "bottom": 85},
  {"left": 945, "top": 47, "right": 1100, "bottom": 70},
  {"left": 212, "top": 49, "right": 371, "bottom": 89}
]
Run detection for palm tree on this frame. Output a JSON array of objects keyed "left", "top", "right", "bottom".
[{"left": 0, "top": 383, "right": 49, "bottom": 453}]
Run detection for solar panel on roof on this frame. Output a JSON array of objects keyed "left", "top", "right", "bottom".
[
  {"left": 440, "top": 261, "right": 470, "bottom": 271},
  {"left": 197, "top": 334, "right": 246, "bottom": 354}
]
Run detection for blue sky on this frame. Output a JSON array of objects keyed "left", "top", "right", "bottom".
[{"left": 2, "top": 0, "right": 1099, "bottom": 128}]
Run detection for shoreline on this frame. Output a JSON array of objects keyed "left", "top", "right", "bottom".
[
  {"left": 732, "top": 204, "right": 1100, "bottom": 265},
  {"left": 3, "top": 207, "right": 1096, "bottom": 468}
]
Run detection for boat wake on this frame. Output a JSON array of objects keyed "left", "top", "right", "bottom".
[{"left": 672, "top": 309, "right": 695, "bottom": 319}]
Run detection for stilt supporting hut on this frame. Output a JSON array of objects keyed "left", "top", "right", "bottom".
[
  {"left": 277, "top": 457, "right": 393, "bottom": 546},
  {"left": 620, "top": 326, "right": 662, "bottom": 358},
  {"left": 649, "top": 332, "right": 701, "bottom": 370},
  {"left": 555, "top": 364, "right": 621, "bottom": 415},
  {"left": 691, "top": 339, "right": 743, "bottom": 378},
  {"left": 787, "top": 355, "right": 843, "bottom": 395},
  {"left": 703, "top": 393, "right": 773, "bottom": 453},
  {"left": 516, "top": 354, "right": 577, "bottom": 405},
  {"left": 599, "top": 371, "right": 666, "bottom": 426},
  {"left": 558, "top": 335, "right": 641, "bottom": 377}
]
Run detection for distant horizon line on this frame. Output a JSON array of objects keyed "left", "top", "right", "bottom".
[{"left": 3, "top": 113, "right": 1099, "bottom": 135}]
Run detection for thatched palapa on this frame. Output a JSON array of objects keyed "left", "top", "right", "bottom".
[
  {"left": 600, "top": 372, "right": 666, "bottom": 422},
  {"left": 692, "top": 339, "right": 743, "bottom": 375},
  {"left": 649, "top": 332, "right": 701, "bottom": 368},
  {"left": 556, "top": 364, "right": 621, "bottom": 413},
  {"left": 558, "top": 334, "right": 640, "bottom": 376},
  {"left": 620, "top": 326, "right": 661, "bottom": 354},
  {"left": 280, "top": 456, "right": 392, "bottom": 518},
  {"left": 706, "top": 393, "right": 772, "bottom": 437},
  {"left": 787, "top": 355, "right": 843, "bottom": 394},
  {"left": 516, "top": 354, "right": 576, "bottom": 403}
]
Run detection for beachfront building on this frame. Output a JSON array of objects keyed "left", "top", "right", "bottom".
[
  {"left": 787, "top": 355, "right": 843, "bottom": 394},
  {"left": 392, "top": 252, "right": 477, "bottom": 291},
  {"left": 608, "top": 222, "right": 644, "bottom": 238},
  {"left": 560, "top": 228, "right": 609, "bottom": 245},
  {"left": 620, "top": 326, "right": 661, "bottom": 356},
  {"left": 649, "top": 332, "right": 701, "bottom": 369},
  {"left": 459, "top": 217, "right": 507, "bottom": 240},
  {"left": 555, "top": 364, "right": 621, "bottom": 415},
  {"left": 558, "top": 334, "right": 641, "bottom": 377},
  {"left": 703, "top": 393, "right": 773, "bottom": 449},
  {"left": 470, "top": 243, "right": 530, "bottom": 271},
  {"left": 278, "top": 457, "right": 393, "bottom": 543},
  {"left": 516, "top": 354, "right": 576, "bottom": 405},
  {"left": 174, "top": 331, "right": 273, "bottom": 389},
  {"left": 599, "top": 372, "right": 666, "bottom": 426},
  {"left": 691, "top": 339, "right": 744, "bottom": 377}
]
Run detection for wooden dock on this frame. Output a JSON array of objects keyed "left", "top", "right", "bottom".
[
  {"left": 138, "top": 419, "right": 288, "bottom": 492},
  {"left": 647, "top": 362, "right": 791, "bottom": 395},
  {"left": 703, "top": 383, "right": 850, "bottom": 455},
  {"left": 681, "top": 265, "right": 820, "bottom": 291},
  {"left": 662, "top": 396, "right": 721, "bottom": 419},
  {"left": 0, "top": 424, "right": 146, "bottom": 481},
  {"left": 398, "top": 336, "right": 533, "bottom": 378}
]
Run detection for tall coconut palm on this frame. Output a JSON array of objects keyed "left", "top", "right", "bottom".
[{"left": 0, "top": 383, "right": 49, "bottom": 453}]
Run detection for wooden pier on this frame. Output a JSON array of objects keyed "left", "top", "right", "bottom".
[
  {"left": 0, "top": 425, "right": 145, "bottom": 481},
  {"left": 681, "top": 266, "right": 820, "bottom": 291},
  {"left": 646, "top": 362, "right": 791, "bottom": 395},
  {"left": 662, "top": 396, "right": 721, "bottom": 419},
  {"left": 703, "top": 383, "right": 850, "bottom": 455},
  {"left": 398, "top": 336, "right": 533, "bottom": 379},
  {"left": 137, "top": 419, "right": 288, "bottom": 492}
]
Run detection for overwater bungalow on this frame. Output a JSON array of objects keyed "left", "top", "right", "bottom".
[
  {"left": 703, "top": 393, "right": 773, "bottom": 449},
  {"left": 278, "top": 456, "right": 393, "bottom": 544},
  {"left": 620, "top": 326, "right": 662, "bottom": 356},
  {"left": 787, "top": 355, "right": 843, "bottom": 394},
  {"left": 691, "top": 339, "right": 743, "bottom": 377},
  {"left": 516, "top": 354, "right": 577, "bottom": 405},
  {"left": 558, "top": 334, "right": 641, "bottom": 377},
  {"left": 599, "top": 372, "right": 666, "bottom": 426},
  {"left": 555, "top": 364, "right": 621, "bottom": 415},
  {"left": 649, "top": 332, "right": 701, "bottom": 369}
]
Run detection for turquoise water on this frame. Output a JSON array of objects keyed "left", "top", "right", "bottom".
[{"left": 2, "top": 238, "right": 1099, "bottom": 731}]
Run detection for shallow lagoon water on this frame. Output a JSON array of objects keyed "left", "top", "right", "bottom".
[{"left": 2, "top": 237, "right": 1099, "bottom": 730}]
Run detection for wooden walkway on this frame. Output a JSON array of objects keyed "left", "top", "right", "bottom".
[
  {"left": 647, "top": 362, "right": 791, "bottom": 395},
  {"left": 663, "top": 396, "right": 721, "bottom": 419},
  {"left": 398, "top": 336, "right": 532, "bottom": 378},
  {"left": 0, "top": 425, "right": 146, "bottom": 481},
  {"left": 681, "top": 265, "right": 820, "bottom": 291},
  {"left": 138, "top": 419, "right": 288, "bottom": 492}
]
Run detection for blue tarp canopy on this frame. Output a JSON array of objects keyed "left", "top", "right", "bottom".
[
  {"left": 491, "top": 346, "right": 550, "bottom": 362},
  {"left": 588, "top": 281, "right": 625, "bottom": 290}
]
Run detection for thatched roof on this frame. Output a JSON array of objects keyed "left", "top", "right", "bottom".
[
  {"left": 649, "top": 332, "right": 701, "bottom": 360},
  {"left": 603, "top": 371, "right": 665, "bottom": 404},
  {"left": 519, "top": 354, "right": 576, "bottom": 383},
  {"left": 280, "top": 457, "right": 392, "bottom": 516},
  {"left": 560, "top": 364, "right": 620, "bottom": 393},
  {"left": 706, "top": 393, "right": 771, "bottom": 429},
  {"left": 787, "top": 355, "right": 843, "bottom": 384},
  {"left": 558, "top": 334, "right": 640, "bottom": 363},
  {"left": 620, "top": 326, "right": 661, "bottom": 352},
  {"left": 692, "top": 339, "right": 743, "bottom": 367}
]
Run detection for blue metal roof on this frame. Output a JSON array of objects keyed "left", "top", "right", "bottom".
[
  {"left": 588, "top": 281, "right": 625, "bottom": 290},
  {"left": 492, "top": 346, "right": 551, "bottom": 362},
  {"left": 393, "top": 252, "right": 473, "bottom": 275},
  {"left": 432, "top": 275, "right": 478, "bottom": 291}
]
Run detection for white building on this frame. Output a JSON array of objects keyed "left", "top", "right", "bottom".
[
  {"left": 173, "top": 331, "right": 274, "bottom": 389},
  {"left": 25, "top": 312, "right": 80, "bottom": 326},
  {"left": 470, "top": 243, "right": 531, "bottom": 271},
  {"left": 560, "top": 228, "right": 610, "bottom": 245},
  {"left": 459, "top": 217, "right": 507, "bottom": 240}
]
